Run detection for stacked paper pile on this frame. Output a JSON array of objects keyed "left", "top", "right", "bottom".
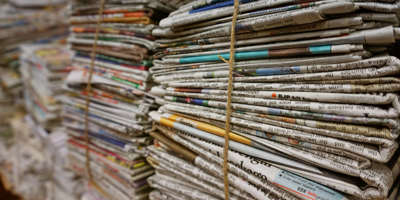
[
  {"left": 19, "top": 45, "right": 73, "bottom": 131},
  {"left": 63, "top": 0, "right": 174, "bottom": 199},
  {"left": 148, "top": 0, "right": 400, "bottom": 199},
  {"left": 0, "top": 3, "right": 68, "bottom": 56},
  {"left": 3, "top": 44, "right": 84, "bottom": 199},
  {"left": 0, "top": 3, "right": 69, "bottom": 73},
  {"left": 0, "top": 115, "right": 83, "bottom": 200},
  {"left": 0, "top": 3, "right": 69, "bottom": 134}
]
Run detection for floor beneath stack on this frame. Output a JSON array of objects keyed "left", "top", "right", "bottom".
[{"left": 0, "top": 174, "right": 21, "bottom": 200}]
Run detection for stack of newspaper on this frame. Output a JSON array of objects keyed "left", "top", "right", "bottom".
[
  {"left": 0, "top": 3, "right": 69, "bottom": 75},
  {"left": 11, "top": 44, "right": 84, "bottom": 199},
  {"left": 19, "top": 45, "right": 73, "bottom": 131},
  {"left": 0, "top": 115, "right": 83, "bottom": 200},
  {"left": 63, "top": 0, "right": 174, "bottom": 199},
  {"left": 0, "top": 3, "right": 69, "bottom": 136},
  {"left": 0, "top": 3, "right": 69, "bottom": 57},
  {"left": 148, "top": 0, "right": 400, "bottom": 199}
]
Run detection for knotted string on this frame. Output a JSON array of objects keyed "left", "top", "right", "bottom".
[{"left": 83, "top": 0, "right": 110, "bottom": 197}]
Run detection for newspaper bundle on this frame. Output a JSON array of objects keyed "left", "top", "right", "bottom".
[
  {"left": 64, "top": 0, "right": 178, "bottom": 199},
  {"left": 2, "top": 43, "right": 85, "bottom": 200},
  {"left": 148, "top": 0, "right": 400, "bottom": 199},
  {"left": 0, "top": 2, "right": 69, "bottom": 144},
  {"left": 19, "top": 44, "right": 74, "bottom": 131}
]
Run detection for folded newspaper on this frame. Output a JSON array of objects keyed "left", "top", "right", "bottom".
[
  {"left": 148, "top": 0, "right": 400, "bottom": 199},
  {"left": 64, "top": 0, "right": 177, "bottom": 199}
]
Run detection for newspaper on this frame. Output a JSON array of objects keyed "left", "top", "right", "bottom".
[
  {"left": 159, "top": 105, "right": 395, "bottom": 163},
  {"left": 147, "top": 133, "right": 300, "bottom": 200},
  {"left": 150, "top": 54, "right": 363, "bottom": 74},
  {"left": 160, "top": 44, "right": 363, "bottom": 64},
  {"left": 153, "top": 56, "right": 392, "bottom": 81},
  {"left": 159, "top": 92, "right": 400, "bottom": 118},
  {"left": 157, "top": 26, "right": 399, "bottom": 60},
  {"left": 150, "top": 113, "right": 400, "bottom": 199},
  {"left": 164, "top": 80, "right": 400, "bottom": 93},
  {"left": 158, "top": 99, "right": 400, "bottom": 139},
  {"left": 159, "top": 1, "right": 365, "bottom": 28},
  {"left": 152, "top": 123, "right": 363, "bottom": 199},
  {"left": 64, "top": 0, "right": 173, "bottom": 199},
  {"left": 149, "top": 127, "right": 350, "bottom": 199},
  {"left": 148, "top": 0, "right": 400, "bottom": 198}
]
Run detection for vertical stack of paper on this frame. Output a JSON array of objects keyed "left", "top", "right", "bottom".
[
  {"left": 19, "top": 45, "right": 73, "bottom": 131},
  {"left": 1, "top": 43, "right": 84, "bottom": 199},
  {"left": 0, "top": 2, "right": 69, "bottom": 144},
  {"left": 64, "top": 0, "right": 175, "bottom": 199},
  {"left": 147, "top": 0, "right": 400, "bottom": 199}
]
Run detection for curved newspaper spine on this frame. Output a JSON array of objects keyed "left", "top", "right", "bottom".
[
  {"left": 162, "top": 44, "right": 359, "bottom": 63},
  {"left": 152, "top": 58, "right": 367, "bottom": 77},
  {"left": 159, "top": 97, "right": 399, "bottom": 139},
  {"left": 163, "top": 93, "right": 400, "bottom": 118},
  {"left": 168, "top": 91, "right": 400, "bottom": 117},
  {"left": 162, "top": 86, "right": 398, "bottom": 106},
  {"left": 64, "top": 87, "right": 150, "bottom": 113},
  {"left": 154, "top": 56, "right": 390, "bottom": 81},
  {"left": 169, "top": 2, "right": 320, "bottom": 31},
  {"left": 160, "top": 0, "right": 296, "bottom": 27},
  {"left": 161, "top": 1, "right": 358, "bottom": 28},
  {"left": 70, "top": 33, "right": 155, "bottom": 50},
  {"left": 151, "top": 54, "right": 362, "bottom": 74},
  {"left": 65, "top": 70, "right": 157, "bottom": 99},
  {"left": 155, "top": 97, "right": 399, "bottom": 129},
  {"left": 198, "top": 18, "right": 361, "bottom": 44},
  {"left": 62, "top": 96, "right": 138, "bottom": 119},
  {"left": 64, "top": 105, "right": 144, "bottom": 128},
  {"left": 156, "top": 88, "right": 400, "bottom": 112},
  {"left": 73, "top": 57, "right": 151, "bottom": 78},
  {"left": 160, "top": 26, "right": 395, "bottom": 58},
  {"left": 164, "top": 29, "right": 353, "bottom": 51},
  {"left": 160, "top": 109, "right": 397, "bottom": 163},
  {"left": 68, "top": 38, "right": 148, "bottom": 52},
  {"left": 153, "top": 16, "right": 361, "bottom": 39},
  {"left": 170, "top": 0, "right": 228, "bottom": 16},
  {"left": 63, "top": 107, "right": 145, "bottom": 135},
  {"left": 163, "top": 58, "right": 400, "bottom": 82},
  {"left": 327, "top": 13, "right": 399, "bottom": 23},
  {"left": 166, "top": 81, "right": 400, "bottom": 93},
  {"left": 161, "top": 108, "right": 372, "bottom": 169}
]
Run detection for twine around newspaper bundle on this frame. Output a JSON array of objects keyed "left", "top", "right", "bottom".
[
  {"left": 220, "top": 0, "right": 240, "bottom": 199},
  {"left": 83, "top": 0, "right": 111, "bottom": 197}
]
